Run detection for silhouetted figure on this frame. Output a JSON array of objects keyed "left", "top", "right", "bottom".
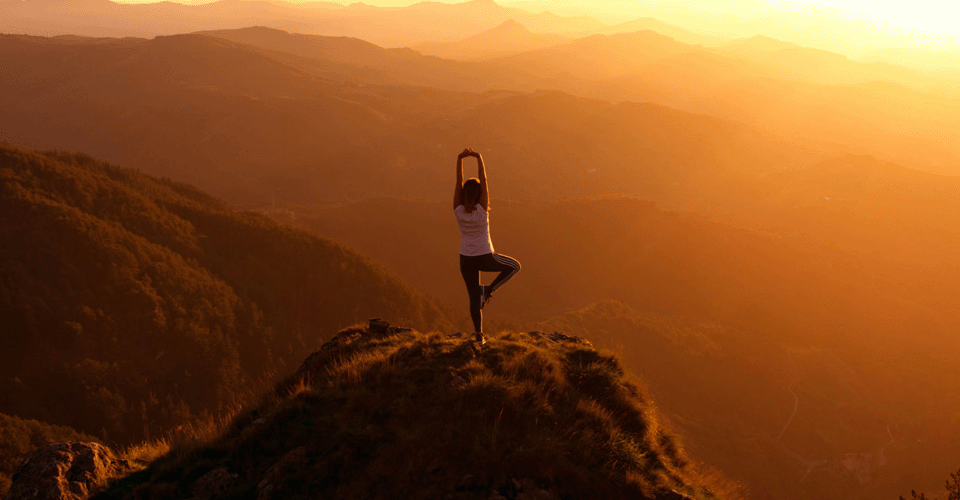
[{"left": 454, "top": 148, "right": 521, "bottom": 344}]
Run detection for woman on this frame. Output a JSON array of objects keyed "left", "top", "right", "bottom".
[{"left": 454, "top": 148, "right": 521, "bottom": 344}]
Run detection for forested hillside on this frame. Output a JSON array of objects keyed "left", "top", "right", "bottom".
[{"left": 0, "top": 143, "right": 453, "bottom": 447}]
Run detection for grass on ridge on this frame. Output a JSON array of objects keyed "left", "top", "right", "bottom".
[{"left": 96, "top": 326, "right": 727, "bottom": 500}]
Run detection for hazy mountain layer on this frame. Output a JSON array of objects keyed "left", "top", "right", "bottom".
[
  {"left": 477, "top": 31, "right": 960, "bottom": 174},
  {"left": 200, "top": 26, "right": 960, "bottom": 173},
  {"left": 414, "top": 19, "right": 572, "bottom": 60},
  {"left": 2, "top": 27, "right": 959, "bottom": 217},
  {"left": 539, "top": 301, "right": 959, "bottom": 500},
  {"left": 0, "top": 143, "right": 453, "bottom": 445},
  {"left": 0, "top": 0, "right": 606, "bottom": 46},
  {"left": 0, "top": 31, "right": 817, "bottom": 208}
]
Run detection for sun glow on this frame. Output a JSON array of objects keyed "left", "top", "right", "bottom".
[
  {"left": 797, "top": 0, "right": 960, "bottom": 35},
  {"left": 500, "top": 0, "right": 960, "bottom": 52}
]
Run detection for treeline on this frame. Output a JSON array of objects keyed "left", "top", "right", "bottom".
[{"left": 0, "top": 144, "right": 454, "bottom": 446}]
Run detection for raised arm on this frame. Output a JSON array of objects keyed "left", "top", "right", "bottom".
[
  {"left": 474, "top": 151, "right": 489, "bottom": 211},
  {"left": 454, "top": 148, "right": 469, "bottom": 210}
]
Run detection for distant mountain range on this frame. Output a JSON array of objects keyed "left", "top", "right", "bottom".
[
  {"left": 0, "top": 30, "right": 808, "bottom": 207},
  {"left": 5, "top": 0, "right": 960, "bottom": 60},
  {"left": 414, "top": 17, "right": 721, "bottom": 60},
  {"left": 0, "top": 0, "right": 607, "bottom": 45},
  {"left": 415, "top": 19, "right": 572, "bottom": 60},
  {"left": 3, "top": 24, "right": 959, "bottom": 211}
]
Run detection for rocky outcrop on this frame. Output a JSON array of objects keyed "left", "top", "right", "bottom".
[
  {"left": 524, "top": 331, "right": 592, "bottom": 345},
  {"left": 6, "top": 442, "right": 129, "bottom": 500},
  {"left": 293, "top": 318, "right": 413, "bottom": 380},
  {"left": 189, "top": 467, "right": 238, "bottom": 500},
  {"left": 256, "top": 447, "right": 307, "bottom": 500}
]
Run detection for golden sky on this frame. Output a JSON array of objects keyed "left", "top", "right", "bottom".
[
  {"left": 108, "top": 0, "right": 960, "bottom": 53},
  {"left": 510, "top": 1, "right": 960, "bottom": 36},
  {"left": 350, "top": 0, "right": 960, "bottom": 50}
]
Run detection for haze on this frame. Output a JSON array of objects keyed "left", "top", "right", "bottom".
[
  {"left": 512, "top": 0, "right": 960, "bottom": 54},
  {"left": 105, "top": 0, "right": 960, "bottom": 58},
  {"left": 2, "top": 0, "right": 960, "bottom": 499}
]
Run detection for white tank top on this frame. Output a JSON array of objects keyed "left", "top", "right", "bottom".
[{"left": 455, "top": 204, "right": 494, "bottom": 256}]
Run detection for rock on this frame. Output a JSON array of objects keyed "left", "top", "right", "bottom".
[
  {"left": 190, "top": 467, "right": 237, "bottom": 500},
  {"left": 517, "top": 487, "right": 559, "bottom": 500},
  {"left": 319, "top": 328, "right": 364, "bottom": 351},
  {"left": 369, "top": 318, "right": 390, "bottom": 332},
  {"left": 452, "top": 340, "right": 479, "bottom": 358},
  {"left": 367, "top": 318, "right": 412, "bottom": 336},
  {"left": 525, "top": 331, "right": 591, "bottom": 346},
  {"left": 458, "top": 473, "right": 476, "bottom": 489},
  {"left": 256, "top": 484, "right": 275, "bottom": 500},
  {"left": 449, "top": 374, "right": 469, "bottom": 388},
  {"left": 297, "top": 323, "right": 417, "bottom": 379},
  {"left": 513, "top": 478, "right": 559, "bottom": 500},
  {"left": 6, "top": 441, "right": 128, "bottom": 500},
  {"left": 392, "top": 345, "right": 412, "bottom": 359},
  {"left": 659, "top": 489, "right": 696, "bottom": 500},
  {"left": 256, "top": 447, "right": 307, "bottom": 500}
]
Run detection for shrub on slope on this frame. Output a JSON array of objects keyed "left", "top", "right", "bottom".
[
  {"left": 98, "top": 325, "right": 719, "bottom": 500},
  {"left": 0, "top": 144, "right": 454, "bottom": 444}
]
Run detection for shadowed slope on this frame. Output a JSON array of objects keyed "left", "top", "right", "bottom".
[
  {"left": 97, "top": 324, "right": 721, "bottom": 500},
  {"left": 0, "top": 144, "right": 453, "bottom": 444}
]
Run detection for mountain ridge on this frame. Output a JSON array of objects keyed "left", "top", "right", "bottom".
[
  {"left": 415, "top": 19, "right": 571, "bottom": 60},
  {"left": 90, "top": 322, "right": 723, "bottom": 500}
]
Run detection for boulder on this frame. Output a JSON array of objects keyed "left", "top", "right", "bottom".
[
  {"left": 6, "top": 441, "right": 128, "bottom": 500},
  {"left": 256, "top": 447, "right": 307, "bottom": 500},
  {"left": 525, "top": 331, "right": 591, "bottom": 345},
  {"left": 189, "top": 467, "right": 237, "bottom": 500},
  {"left": 659, "top": 489, "right": 696, "bottom": 500}
]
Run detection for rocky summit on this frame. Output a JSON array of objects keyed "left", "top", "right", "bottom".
[{"left": 82, "top": 321, "right": 715, "bottom": 500}]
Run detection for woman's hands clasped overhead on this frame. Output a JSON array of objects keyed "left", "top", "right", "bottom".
[{"left": 458, "top": 148, "right": 480, "bottom": 159}]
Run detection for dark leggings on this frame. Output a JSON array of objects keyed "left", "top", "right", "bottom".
[{"left": 460, "top": 253, "right": 521, "bottom": 333}]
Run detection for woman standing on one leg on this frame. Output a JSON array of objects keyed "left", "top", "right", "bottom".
[{"left": 454, "top": 148, "right": 521, "bottom": 344}]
